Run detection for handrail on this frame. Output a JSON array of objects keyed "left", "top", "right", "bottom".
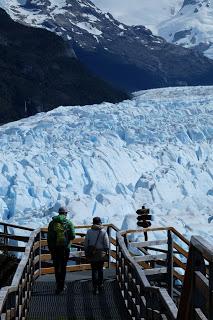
[
  {"left": 0, "top": 228, "right": 41, "bottom": 318},
  {"left": 177, "top": 236, "right": 213, "bottom": 320},
  {"left": 117, "top": 232, "right": 150, "bottom": 287},
  {"left": 121, "top": 226, "right": 190, "bottom": 288},
  {"left": 0, "top": 221, "right": 33, "bottom": 254},
  {"left": 170, "top": 227, "right": 190, "bottom": 246},
  {"left": 121, "top": 226, "right": 190, "bottom": 246},
  {"left": 0, "top": 233, "right": 29, "bottom": 242},
  {"left": 2, "top": 222, "right": 210, "bottom": 320},
  {"left": 41, "top": 223, "right": 119, "bottom": 232},
  {"left": 117, "top": 230, "right": 178, "bottom": 319},
  {"left": 191, "top": 236, "right": 213, "bottom": 262},
  {"left": 0, "top": 221, "right": 34, "bottom": 232},
  {"left": 11, "top": 229, "right": 40, "bottom": 286},
  {"left": 121, "top": 226, "right": 170, "bottom": 236},
  {"left": 0, "top": 223, "right": 118, "bottom": 319}
]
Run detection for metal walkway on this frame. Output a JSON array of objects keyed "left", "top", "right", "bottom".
[
  {"left": 2, "top": 222, "right": 212, "bottom": 320},
  {"left": 26, "top": 271, "right": 132, "bottom": 320}
]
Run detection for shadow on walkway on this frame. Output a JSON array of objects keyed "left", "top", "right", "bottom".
[{"left": 27, "top": 271, "right": 131, "bottom": 320}]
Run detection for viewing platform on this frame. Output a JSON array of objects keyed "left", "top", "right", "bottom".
[{"left": 0, "top": 221, "right": 212, "bottom": 320}]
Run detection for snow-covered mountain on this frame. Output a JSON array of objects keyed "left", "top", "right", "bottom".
[
  {"left": 159, "top": 0, "right": 213, "bottom": 59},
  {"left": 92, "top": 0, "right": 213, "bottom": 60},
  {"left": 5, "top": 0, "right": 213, "bottom": 61},
  {"left": 2, "top": 0, "right": 213, "bottom": 92},
  {"left": 0, "top": 86, "right": 213, "bottom": 241},
  {"left": 92, "top": 0, "right": 183, "bottom": 34}
]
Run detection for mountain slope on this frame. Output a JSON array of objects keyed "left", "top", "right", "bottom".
[
  {"left": 0, "top": 8, "right": 128, "bottom": 124},
  {"left": 92, "top": 0, "right": 183, "bottom": 34},
  {"left": 0, "top": 86, "right": 213, "bottom": 240},
  {"left": 92, "top": 0, "right": 213, "bottom": 60},
  {"left": 3, "top": 0, "right": 213, "bottom": 92},
  {"left": 159, "top": 0, "right": 213, "bottom": 59}
]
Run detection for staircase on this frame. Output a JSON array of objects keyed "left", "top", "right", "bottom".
[
  {"left": 0, "top": 221, "right": 213, "bottom": 320},
  {"left": 27, "top": 270, "right": 131, "bottom": 320}
]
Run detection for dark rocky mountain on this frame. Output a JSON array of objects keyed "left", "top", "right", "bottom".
[
  {"left": 4, "top": 0, "right": 213, "bottom": 92},
  {"left": 183, "top": 0, "right": 199, "bottom": 5},
  {"left": 0, "top": 8, "right": 128, "bottom": 124}
]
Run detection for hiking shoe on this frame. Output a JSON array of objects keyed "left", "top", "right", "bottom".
[
  {"left": 55, "top": 287, "right": 62, "bottom": 295},
  {"left": 55, "top": 284, "right": 67, "bottom": 295},
  {"left": 98, "top": 284, "right": 104, "bottom": 292},
  {"left": 93, "top": 287, "right": 98, "bottom": 295}
]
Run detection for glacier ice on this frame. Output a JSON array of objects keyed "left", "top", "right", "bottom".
[{"left": 0, "top": 86, "right": 213, "bottom": 240}]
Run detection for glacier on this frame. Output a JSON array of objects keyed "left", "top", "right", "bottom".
[{"left": 0, "top": 86, "right": 213, "bottom": 241}]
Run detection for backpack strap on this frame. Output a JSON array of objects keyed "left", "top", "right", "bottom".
[
  {"left": 95, "top": 230, "right": 101, "bottom": 247},
  {"left": 89, "top": 229, "right": 101, "bottom": 247}
]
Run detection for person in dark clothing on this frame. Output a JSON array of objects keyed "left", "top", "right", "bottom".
[
  {"left": 47, "top": 207, "right": 75, "bottom": 294},
  {"left": 51, "top": 247, "right": 70, "bottom": 294},
  {"left": 84, "top": 217, "right": 109, "bottom": 294}
]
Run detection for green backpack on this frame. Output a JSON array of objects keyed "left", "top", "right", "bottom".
[
  {"left": 48, "top": 220, "right": 69, "bottom": 250},
  {"left": 54, "top": 221, "right": 69, "bottom": 247}
]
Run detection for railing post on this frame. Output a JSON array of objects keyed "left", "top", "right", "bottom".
[
  {"left": 192, "top": 246, "right": 206, "bottom": 319},
  {"left": 116, "top": 235, "right": 121, "bottom": 284},
  {"left": 145, "top": 290, "right": 152, "bottom": 319},
  {"left": 178, "top": 241, "right": 206, "bottom": 320},
  {"left": 209, "top": 262, "right": 213, "bottom": 320},
  {"left": 107, "top": 226, "right": 111, "bottom": 269},
  {"left": 167, "top": 230, "right": 173, "bottom": 299},
  {"left": 39, "top": 231, "right": 42, "bottom": 276},
  {"left": 4, "top": 225, "right": 8, "bottom": 250},
  {"left": 123, "top": 234, "right": 128, "bottom": 249},
  {"left": 6, "top": 291, "right": 16, "bottom": 320}
]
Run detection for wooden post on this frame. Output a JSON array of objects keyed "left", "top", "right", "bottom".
[
  {"left": 136, "top": 206, "right": 152, "bottom": 242},
  {"left": 116, "top": 236, "right": 120, "bottom": 282},
  {"left": 167, "top": 230, "right": 173, "bottom": 299},
  {"left": 107, "top": 226, "right": 111, "bottom": 269},
  {"left": 39, "top": 231, "right": 42, "bottom": 276},
  {"left": 209, "top": 262, "right": 213, "bottom": 320},
  {"left": 177, "top": 244, "right": 206, "bottom": 320},
  {"left": 4, "top": 224, "right": 8, "bottom": 247},
  {"left": 123, "top": 234, "right": 128, "bottom": 249},
  {"left": 191, "top": 247, "right": 206, "bottom": 319}
]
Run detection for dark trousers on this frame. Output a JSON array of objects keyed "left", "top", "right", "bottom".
[
  {"left": 91, "top": 261, "right": 104, "bottom": 288},
  {"left": 52, "top": 247, "right": 69, "bottom": 290}
]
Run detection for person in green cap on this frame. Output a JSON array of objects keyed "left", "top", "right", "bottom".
[{"left": 47, "top": 207, "right": 75, "bottom": 294}]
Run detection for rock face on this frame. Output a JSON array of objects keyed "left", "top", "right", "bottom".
[
  {"left": 0, "top": 8, "right": 128, "bottom": 124},
  {"left": 4, "top": 0, "right": 213, "bottom": 92},
  {"left": 159, "top": 0, "right": 213, "bottom": 59},
  {"left": 91, "top": 0, "right": 183, "bottom": 32}
]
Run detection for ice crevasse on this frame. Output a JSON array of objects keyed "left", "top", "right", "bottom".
[{"left": 0, "top": 86, "right": 213, "bottom": 241}]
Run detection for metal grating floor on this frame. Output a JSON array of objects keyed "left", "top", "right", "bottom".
[{"left": 27, "top": 278, "right": 132, "bottom": 320}]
